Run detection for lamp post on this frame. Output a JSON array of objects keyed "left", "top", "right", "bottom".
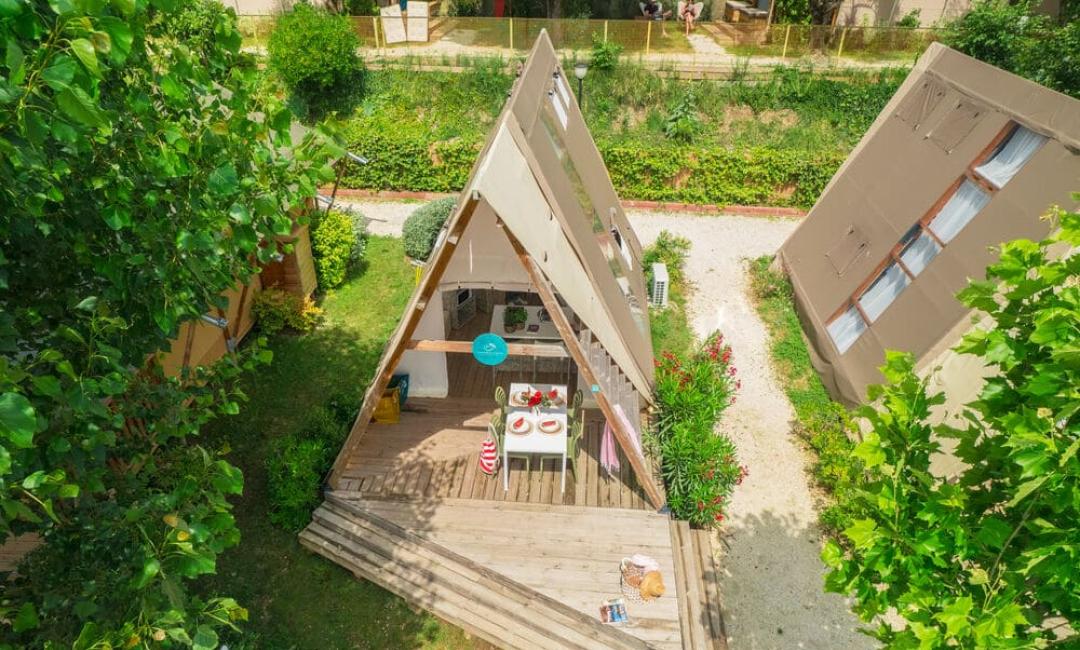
[{"left": 573, "top": 62, "right": 588, "bottom": 108}]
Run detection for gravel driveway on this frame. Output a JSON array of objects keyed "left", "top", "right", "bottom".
[
  {"left": 342, "top": 199, "right": 872, "bottom": 648},
  {"left": 629, "top": 210, "right": 872, "bottom": 650}
]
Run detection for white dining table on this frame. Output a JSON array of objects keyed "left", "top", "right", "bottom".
[{"left": 503, "top": 383, "right": 569, "bottom": 494}]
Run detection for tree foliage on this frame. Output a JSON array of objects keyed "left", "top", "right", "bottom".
[
  {"left": 823, "top": 202, "right": 1080, "bottom": 647},
  {"left": 943, "top": 0, "right": 1079, "bottom": 98},
  {"left": 0, "top": 0, "right": 337, "bottom": 644},
  {"left": 267, "top": 2, "right": 363, "bottom": 114}
]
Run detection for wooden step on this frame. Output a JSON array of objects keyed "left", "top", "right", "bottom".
[
  {"left": 301, "top": 494, "right": 653, "bottom": 650},
  {"left": 669, "top": 521, "right": 728, "bottom": 649}
]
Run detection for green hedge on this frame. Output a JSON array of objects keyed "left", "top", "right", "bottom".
[{"left": 340, "top": 130, "right": 843, "bottom": 209}]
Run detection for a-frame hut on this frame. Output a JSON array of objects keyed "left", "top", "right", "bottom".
[
  {"left": 303, "top": 31, "right": 726, "bottom": 650},
  {"left": 327, "top": 31, "right": 664, "bottom": 507}
]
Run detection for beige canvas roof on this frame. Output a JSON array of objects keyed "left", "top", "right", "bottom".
[
  {"left": 779, "top": 43, "right": 1080, "bottom": 405},
  {"left": 329, "top": 31, "right": 664, "bottom": 506}
]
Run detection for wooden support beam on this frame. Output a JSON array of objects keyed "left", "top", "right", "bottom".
[
  {"left": 406, "top": 339, "right": 569, "bottom": 358},
  {"left": 502, "top": 229, "right": 667, "bottom": 510},
  {"left": 328, "top": 196, "right": 481, "bottom": 488}
]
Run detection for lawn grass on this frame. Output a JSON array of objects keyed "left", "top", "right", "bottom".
[
  {"left": 645, "top": 232, "right": 696, "bottom": 358},
  {"left": 746, "top": 256, "right": 860, "bottom": 535},
  {"left": 202, "top": 236, "right": 480, "bottom": 649},
  {"left": 649, "top": 274, "right": 694, "bottom": 358}
]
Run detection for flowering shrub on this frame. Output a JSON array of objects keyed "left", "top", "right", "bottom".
[{"left": 651, "top": 332, "right": 745, "bottom": 528}]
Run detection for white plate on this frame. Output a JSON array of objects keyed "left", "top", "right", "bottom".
[
  {"left": 538, "top": 419, "right": 563, "bottom": 435},
  {"left": 508, "top": 418, "right": 532, "bottom": 435}
]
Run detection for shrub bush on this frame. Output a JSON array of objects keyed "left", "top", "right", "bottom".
[
  {"left": 340, "top": 129, "right": 842, "bottom": 209},
  {"left": 266, "top": 405, "right": 350, "bottom": 531},
  {"left": 402, "top": 197, "right": 457, "bottom": 261},
  {"left": 267, "top": 4, "right": 363, "bottom": 105},
  {"left": 252, "top": 289, "right": 323, "bottom": 335},
  {"left": 650, "top": 333, "right": 746, "bottom": 528},
  {"left": 590, "top": 35, "right": 623, "bottom": 71},
  {"left": 312, "top": 209, "right": 365, "bottom": 288}
]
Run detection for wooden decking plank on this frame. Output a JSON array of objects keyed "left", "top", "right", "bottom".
[
  {"left": 528, "top": 457, "right": 543, "bottom": 504},
  {"left": 315, "top": 500, "right": 653, "bottom": 650},
  {"left": 302, "top": 524, "right": 561, "bottom": 650},
  {"left": 693, "top": 530, "right": 728, "bottom": 649},
  {"left": 457, "top": 451, "right": 478, "bottom": 499}
]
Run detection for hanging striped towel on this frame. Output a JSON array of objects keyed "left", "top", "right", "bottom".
[
  {"left": 600, "top": 420, "right": 620, "bottom": 476},
  {"left": 478, "top": 436, "right": 499, "bottom": 475}
]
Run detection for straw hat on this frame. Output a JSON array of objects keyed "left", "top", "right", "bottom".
[{"left": 639, "top": 571, "right": 666, "bottom": 601}]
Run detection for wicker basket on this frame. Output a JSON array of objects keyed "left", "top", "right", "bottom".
[{"left": 619, "top": 559, "right": 647, "bottom": 603}]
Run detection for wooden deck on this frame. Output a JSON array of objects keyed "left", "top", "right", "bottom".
[
  {"left": 316, "top": 306, "right": 727, "bottom": 648},
  {"left": 337, "top": 399, "right": 653, "bottom": 510}
]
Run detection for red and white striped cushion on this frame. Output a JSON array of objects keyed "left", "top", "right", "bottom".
[{"left": 478, "top": 437, "right": 498, "bottom": 475}]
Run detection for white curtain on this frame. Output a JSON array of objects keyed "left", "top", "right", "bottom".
[
  {"left": 928, "top": 179, "right": 990, "bottom": 243},
  {"left": 858, "top": 263, "right": 910, "bottom": 323},
  {"left": 975, "top": 126, "right": 1047, "bottom": 189},
  {"left": 827, "top": 305, "right": 867, "bottom": 354},
  {"left": 899, "top": 229, "right": 941, "bottom": 277}
]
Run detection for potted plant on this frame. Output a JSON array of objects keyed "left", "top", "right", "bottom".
[{"left": 503, "top": 306, "right": 528, "bottom": 333}]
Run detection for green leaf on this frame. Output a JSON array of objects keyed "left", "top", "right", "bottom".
[
  {"left": 968, "top": 567, "right": 989, "bottom": 585},
  {"left": 47, "top": 0, "right": 75, "bottom": 14},
  {"left": 6, "top": 40, "right": 24, "bottom": 84},
  {"left": 843, "top": 518, "right": 881, "bottom": 550},
  {"left": 208, "top": 164, "right": 239, "bottom": 196},
  {"left": 229, "top": 202, "right": 251, "bottom": 224},
  {"left": 58, "top": 483, "right": 79, "bottom": 498},
  {"left": 820, "top": 540, "right": 843, "bottom": 569},
  {"left": 972, "top": 602, "right": 1027, "bottom": 644},
  {"left": 70, "top": 38, "right": 100, "bottom": 77},
  {"left": 853, "top": 433, "right": 886, "bottom": 468},
  {"left": 110, "top": 0, "right": 135, "bottom": 15},
  {"left": 12, "top": 602, "right": 39, "bottom": 632},
  {"left": 1007, "top": 475, "right": 1047, "bottom": 508},
  {"left": 192, "top": 625, "right": 219, "bottom": 650},
  {"left": 99, "top": 18, "right": 133, "bottom": 64},
  {"left": 75, "top": 296, "right": 98, "bottom": 312},
  {"left": 102, "top": 205, "right": 131, "bottom": 230},
  {"left": 31, "top": 375, "right": 61, "bottom": 397},
  {"left": 0, "top": 392, "right": 37, "bottom": 448},
  {"left": 41, "top": 55, "right": 79, "bottom": 91},
  {"left": 56, "top": 87, "right": 105, "bottom": 128},
  {"left": 934, "top": 596, "right": 972, "bottom": 638},
  {"left": 133, "top": 558, "right": 160, "bottom": 588},
  {"left": 0, "top": 0, "right": 24, "bottom": 17}
]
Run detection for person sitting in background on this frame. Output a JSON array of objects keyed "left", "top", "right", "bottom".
[
  {"left": 679, "top": 1, "right": 703, "bottom": 34},
  {"left": 641, "top": 0, "right": 664, "bottom": 20}
]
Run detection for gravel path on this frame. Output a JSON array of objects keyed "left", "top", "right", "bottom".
[
  {"left": 629, "top": 210, "right": 872, "bottom": 650},
  {"left": 344, "top": 199, "right": 871, "bottom": 648}
]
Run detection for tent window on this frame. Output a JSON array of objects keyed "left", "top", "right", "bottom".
[
  {"left": 857, "top": 262, "right": 910, "bottom": 323},
  {"left": 895, "top": 79, "right": 947, "bottom": 130},
  {"left": 827, "top": 305, "right": 867, "bottom": 354},
  {"left": 825, "top": 225, "right": 870, "bottom": 276},
  {"left": 973, "top": 125, "right": 1047, "bottom": 189},
  {"left": 927, "top": 100, "right": 984, "bottom": 153},
  {"left": 610, "top": 226, "right": 632, "bottom": 269},
  {"left": 898, "top": 226, "right": 941, "bottom": 277},
  {"left": 927, "top": 179, "right": 991, "bottom": 243}
]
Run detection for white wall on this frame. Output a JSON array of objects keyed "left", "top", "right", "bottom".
[{"left": 395, "top": 296, "right": 449, "bottom": 398}]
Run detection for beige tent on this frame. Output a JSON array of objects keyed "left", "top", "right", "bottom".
[
  {"left": 328, "top": 30, "right": 664, "bottom": 507},
  {"left": 778, "top": 43, "right": 1080, "bottom": 406}
]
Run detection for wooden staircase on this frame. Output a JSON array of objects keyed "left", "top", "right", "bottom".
[
  {"left": 301, "top": 494, "right": 655, "bottom": 650},
  {"left": 670, "top": 521, "right": 728, "bottom": 649}
]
